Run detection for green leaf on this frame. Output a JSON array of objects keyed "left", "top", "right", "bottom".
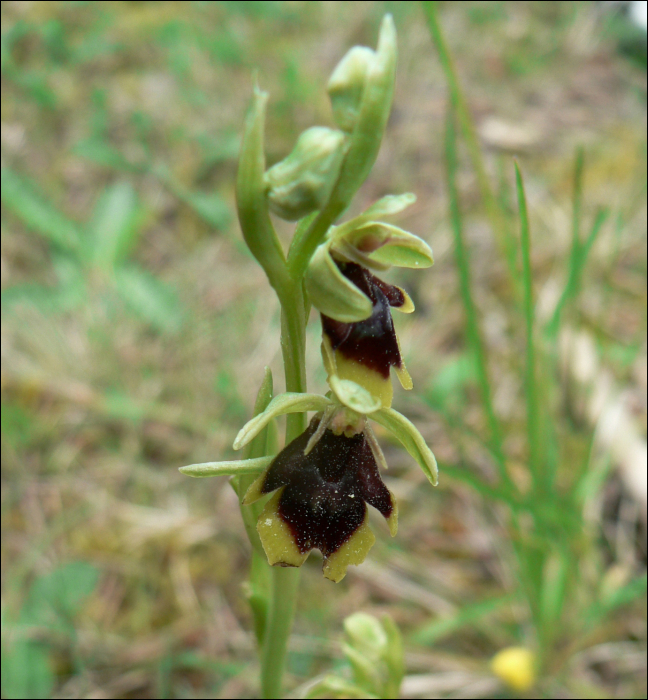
[
  {"left": 22, "top": 561, "right": 99, "bottom": 627},
  {"left": 73, "top": 137, "right": 139, "bottom": 172},
  {"left": 89, "top": 182, "right": 142, "bottom": 267},
  {"left": 1, "top": 639, "right": 54, "bottom": 700},
  {"left": 180, "top": 456, "right": 273, "bottom": 478},
  {"left": 587, "top": 573, "right": 648, "bottom": 627},
  {"left": 1, "top": 168, "right": 81, "bottom": 253},
  {"left": 335, "top": 193, "right": 417, "bottom": 240},
  {"left": 114, "top": 266, "right": 183, "bottom": 333},
  {"left": 178, "top": 190, "right": 232, "bottom": 230},
  {"left": 372, "top": 408, "right": 438, "bottom": 485},
  {"left": 424, "top": 353, "right": 476, "bottom": 410},
  {"left": 413, "top": 595, "right": 511, "bottom": 645},
  {"left": 1, "top": 257, "right": 86, "bottom": 313}
]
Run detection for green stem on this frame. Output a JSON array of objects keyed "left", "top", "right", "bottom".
[{"left": 260, "top": 283, "right": 307, "bottom": 699}]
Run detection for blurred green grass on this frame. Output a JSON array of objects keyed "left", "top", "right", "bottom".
[{"left": 1, "top": 1, "right": 646, "bottom": 698}]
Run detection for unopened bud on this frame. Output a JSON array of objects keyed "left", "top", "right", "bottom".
[
  {"left": 328, "top": 46, "right": 375, "bottom": 132},
  {"left": 264, "top": 127, "right": 347, "bottom": 220}
]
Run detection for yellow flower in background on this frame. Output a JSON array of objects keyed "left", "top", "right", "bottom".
[{"left": 491, "top": 646, "right": 536, "bottom": 693}]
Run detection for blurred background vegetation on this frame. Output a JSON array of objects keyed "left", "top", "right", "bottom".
[{"left": 1, "top": 1, "right": 646, "bottom": 698}]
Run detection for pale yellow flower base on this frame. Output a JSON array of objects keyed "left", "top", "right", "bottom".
[
  {"left": 322, "top": 514, "right": 375, "bottom": 582},
  {"left": 252, "top": 487, "right": 392, "bottom": 583},
  {"left": 256, "top": 490, "right": 309, "bottom": 568},
  {"left": 322, "top": 335, "right": 413, "bottom": 409}
]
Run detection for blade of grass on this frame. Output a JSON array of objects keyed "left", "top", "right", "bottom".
[
  {"left": 1, "top": 167, "right": 82, "bottom": 254},
  {"left": 547, "top": 149, "right": 609, "bottom": 338},
  {"left": 421, "top": 1, "right": 518, "bottom": 293},
  {"left": 412, "top": 594, "right": 513, "bottom": 646},
  {"left": 444, "top": 106, "right": 513, "bottom": 492},
  {"left": 514, "top": 161, "right": 544, "bottom": 491},
  {"left": 439, "top": 463, "right": 521, "bottom": 509}
]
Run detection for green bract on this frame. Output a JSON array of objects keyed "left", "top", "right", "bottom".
[{"left": 304, "top": 194, "right": 433, "bottom": 322}]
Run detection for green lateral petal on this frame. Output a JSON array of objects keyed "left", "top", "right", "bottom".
[
  {"left": 371, "top": 408, "right": 438, "bottom": 485},
  {"left": 305, "top": 244, "right": 373, "bottom": 322},
  {"left": 333, "top": 193, "right": 417, "bottom": 241},
  {"left": 233, "top": 392, "right": 333, "bottom": 450},
  {"left": 345, "top": 223, "right": 434, "bottom": 269},
  {"left": 179, "top": 456, "right": 273, "bottom": 478},
  {"left": 361, "top": 192, "right": 417, "bottom": 219}
]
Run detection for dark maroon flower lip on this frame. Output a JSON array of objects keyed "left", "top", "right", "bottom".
[
  {"left": 321, "top": 261, "right": 407, "bottom": 379},
  {"left": 259, "top": 416, "right": 394, "bottom": 556},
  {"left": 243, "top": 413, "right": 398, "bottom": 581}
]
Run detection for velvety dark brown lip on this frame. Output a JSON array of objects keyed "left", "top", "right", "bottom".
[
  {"left": 321, "top": 261, "right": 405, "bottom": 379},
  {"left": 261, "top": 416, "right": 393, "bottom": 557}
]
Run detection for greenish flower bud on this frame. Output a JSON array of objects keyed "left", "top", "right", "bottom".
[
  {"left": 264, "top": 127, "right": 347, "bottom": 221},
  {"left": 342, "top": 613, "right": 405, "bottom": 699},
  {"left": 328, "top": 46, "right": 375, "bottom": 132}
]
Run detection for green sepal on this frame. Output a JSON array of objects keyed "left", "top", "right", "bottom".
[
  {"left": 372, "top": 407, "right": 438, "bottom": 485},
  {"left": 305, "top": 244, "right": 373, "bottom": 322},
  {"left": 233, "top": 392, "right": 333, "bottom": 450},
  {"left": 334, "top": 193, "right": 417, "bottom": 239},
  {"left": 179, "top": 456, "right": 273, "bottom": 478},
  {"left": 345, "top": 222, "right": 434, "bottom": 269}
]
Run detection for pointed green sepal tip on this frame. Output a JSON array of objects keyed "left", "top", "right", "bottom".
[{"left": 233, "top": 392, "right": 333, "bottom": 451}]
